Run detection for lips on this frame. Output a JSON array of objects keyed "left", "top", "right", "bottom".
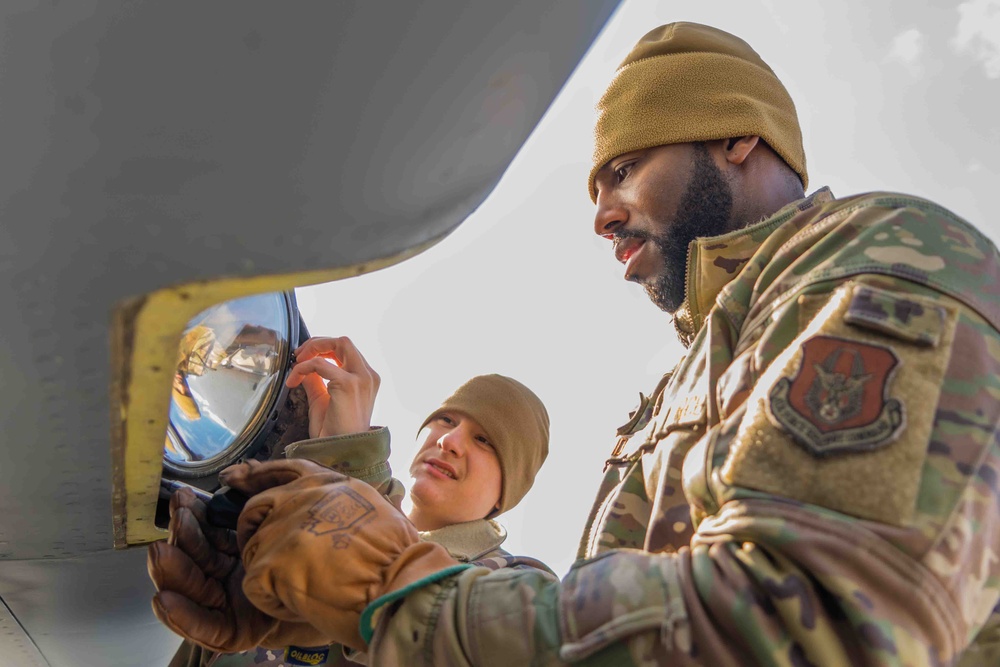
[
  {"left": 424, "top": 458, "right": 457, "bottom": 480},
  {"left": 613, "top": 237, "right": 645, "bottom": 266}
]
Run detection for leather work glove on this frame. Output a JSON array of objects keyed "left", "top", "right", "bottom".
[
  {"left": 148, "top": 486, "right": 331, "bottom": 652},
  {"left": 220, "top": 459, "right": 468, "bottom": 651}
]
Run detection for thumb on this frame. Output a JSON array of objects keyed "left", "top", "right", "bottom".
[{"left": 219, "top": 459, "right": 340, "bottom": 496}]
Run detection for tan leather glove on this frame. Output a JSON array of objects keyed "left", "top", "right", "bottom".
[
  {"left": 148, "top": 486, "right": 331, "bottom": 652},
  {"left": 220, "top": 459, "right": 464, "bottom": 651}
]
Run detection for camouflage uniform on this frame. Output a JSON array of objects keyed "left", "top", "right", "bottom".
[
  {"left": 171, "top": 428, "right": 554, "bottom": 667},
  {"left": 365, "top": 188, "right": 1000, "bottom": 666}
]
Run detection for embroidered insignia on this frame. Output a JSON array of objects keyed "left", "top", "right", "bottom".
[
  {"left": 304, "top": 487, "right": 375, "bottom": 548},
  {"left": 768, "top": 335, "right": 905, "bottom": 456}
]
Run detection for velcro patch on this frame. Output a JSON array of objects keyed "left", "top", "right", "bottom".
[
  {"left": 844, "top": 283, "right": 947, "bottom": 347},
  {"left": 285, "top": 645, "right": 331, "bottom": 666},
  {"left": 721, "top": 282, "right": 957, "bottom": 526},
  {"left": 768, "top": 335, "right": 904, "bottom": 456}
]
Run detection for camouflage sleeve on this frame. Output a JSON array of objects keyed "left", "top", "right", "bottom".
[
  {"left": 283, "top": 426, "right": 395, "bottom": 495},
  {"left": 368, "top": 276, "right": 999, "bottom": 665},
  {"left": 472, "top": 553, "right": 559, "bottom": 579}
]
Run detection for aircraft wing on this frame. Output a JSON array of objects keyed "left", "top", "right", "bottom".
[{"left": 0, "top": 2, "right": 619, "bottom": 664}]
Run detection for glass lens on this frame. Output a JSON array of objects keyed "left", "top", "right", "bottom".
[{"left": 164, "top": 292, "right": 291, "bottom": 470}]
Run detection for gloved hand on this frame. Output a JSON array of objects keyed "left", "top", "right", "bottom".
[
  {"left": 221, "top": 459, "right": 465, "bottom": 651},
  {"left": 147, "top": 486, "right": 331, "bottom": 652}
]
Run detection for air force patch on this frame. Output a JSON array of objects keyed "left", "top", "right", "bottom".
[{"left": 768, "top": 335, "right": 905, "bottom": 456}]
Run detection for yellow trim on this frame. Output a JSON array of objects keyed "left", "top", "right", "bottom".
[{"left": 110, "top": 240, "right": 437, "bottom": 548}]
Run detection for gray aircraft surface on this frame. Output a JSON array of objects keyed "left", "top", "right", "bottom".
[{"left": 0, "top": 3, "right": 620, "bottom": 664}]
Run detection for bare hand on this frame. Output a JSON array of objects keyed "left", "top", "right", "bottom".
[{"left": 284, "top": 336, "right": 381, "bottom": 439}]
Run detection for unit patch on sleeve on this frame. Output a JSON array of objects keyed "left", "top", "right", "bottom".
[
  {"left": 768, "top": 335, "right": 905, "bottom": 456},
  {"left": 720, "top": 281, "right": 958, "bottom": 526}
]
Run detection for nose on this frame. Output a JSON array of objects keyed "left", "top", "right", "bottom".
[
  {"left": 593, "top": 191, "right": 627, "bottom": 238},
  {"left": 437, "top": 429, "right": 466, "bottom": 457}
]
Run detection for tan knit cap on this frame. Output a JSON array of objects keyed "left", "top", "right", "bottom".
[
  {"left": 419, "top": 374, "right": 549, "bottom": 516},
  {"left": 589, "top": 22, "right": 807, "bottom": 202}
]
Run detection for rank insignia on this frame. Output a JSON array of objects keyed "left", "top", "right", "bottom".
[{"left": 768, "top": 335, "right": 905, "bottom": 456}]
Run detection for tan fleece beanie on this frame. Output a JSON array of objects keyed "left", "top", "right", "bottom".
[
  {"left": 589, "top": 22, "right": 807, "bottom": 202},
  {"left": 419, "top": 374, "right": 549, "bottom": 516}
]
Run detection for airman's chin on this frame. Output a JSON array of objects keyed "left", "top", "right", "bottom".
[
  {"left": 409, "top": 477, "right": 445, "bottom": 505},
  {"left": 642, "top": 275, "right": 683, "bottom": 314}
]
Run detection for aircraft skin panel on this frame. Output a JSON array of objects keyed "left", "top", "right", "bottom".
[
  {"left": 0, "top": 595, "right": 50, "bottom": 667},
  {"left": 0, "top": 549, "right": 181, "bottom": 666},
  {"left": 0, "top": 0, "right": 620, "bottom": 559},
  {"left": 0, "top": 1, "right": 621, "bottom": 664}
]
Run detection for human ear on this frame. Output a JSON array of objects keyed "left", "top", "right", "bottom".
[{"left": 724, "top": 136, "right": 761, "bottom": 165}]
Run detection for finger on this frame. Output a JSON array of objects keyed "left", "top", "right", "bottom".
[
  {"left": 286, "top": 357, "right": 352, "bottom": 388},
  {"left": 218, "top": 459, "right": 343, "bottom": 496},
  {"left": 170, "top": 488, "right": 239, "bottom": 556},
  {"left": 325, "top": 336, "right": 378, "bottom": 380},
  {"left": 152, "top": 591, "right": 245, "bottom": 653},
  {"left": 236, "top": 487, "right": 322, "bottom": 555},
  {"left": 169, "top": 508, "right": 238, "bottom": 580},
  {"left": 235, "top": 494, "right": 272, "bottom": 554},
  {"left": 284, "top": 357, "right": 339, "bottom": 390},
  {"left": 300, "top": 373, "right": 329, "bottom": 438},
  {"left": 285, "top": 364, "right": 331, "bottom": 410},
  {"left": 148, "top": 542, "right": 227, "bottom": 609},
  {"left": 293, "top": 337, "right": 347, "bottom": 364},
  {"left": 282, "top": 367, "right": 330, "bottom": 439},
  {"left": 235, "top": 471, "right": 348, "bottom": 552},
  {"left": 169, "top": 486, "right": 206, "bottom": 519},
  {"left": 297, "top": 336, "right": 375, "bottom": 379}
]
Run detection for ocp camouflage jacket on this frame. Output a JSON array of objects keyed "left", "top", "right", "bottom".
[{"left": 368, "top": 188, "right": 1000, "bottom": 666}]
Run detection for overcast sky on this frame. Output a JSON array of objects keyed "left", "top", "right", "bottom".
[{"left": 295, "top": 0, "right": 1000, "bottom": 576}]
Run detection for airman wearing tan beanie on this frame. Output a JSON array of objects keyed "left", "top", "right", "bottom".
[
  {"left": 419, "top": 374, "right": 549, "bottom": 516},
  {"left": 589, "top": 21, "right": 807, "bottom": 202}
]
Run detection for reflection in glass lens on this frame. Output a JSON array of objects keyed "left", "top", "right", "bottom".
[{"left": 165, "top": 293, "right": 290, "bottom": 469}]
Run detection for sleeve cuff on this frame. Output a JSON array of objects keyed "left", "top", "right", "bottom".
[
  {"left": 359, "top": 564, "right": 472, "bottom": 644},
  {"left": 284, "top": 426, "right": 391, "bottom": 485}
]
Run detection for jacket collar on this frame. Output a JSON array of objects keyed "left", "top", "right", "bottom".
[
  {"left": 419, "top": 518, "right": 507, "bottom": 562},
  {"left": 672, "top": 187, "right": 835, "bottom": 346}
]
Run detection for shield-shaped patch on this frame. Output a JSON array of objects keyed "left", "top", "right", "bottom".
[{"left": 768, "top": 335, "right": 905, "bottom": 456}]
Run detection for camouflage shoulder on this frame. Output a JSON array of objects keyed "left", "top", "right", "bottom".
[
  {"left": 761, "top": 191, "right": 1000, "bottom": 332},
  {"left": 472, "top": 552, "right": 558, "bottom": 578}
]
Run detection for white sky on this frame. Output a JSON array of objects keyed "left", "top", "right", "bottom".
[{"left": 296, "top": 0, "right": 1000, "bottom": 576}]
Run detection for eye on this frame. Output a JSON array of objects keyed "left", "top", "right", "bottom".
[
  {"left": 437, "top": 415, "right": 455, "bottom": 426},
  {"left": 613, "top": 160, "right": 636, "bottom": 184},
  {"left": 475, "top": 435, "right": 493, "bottom": 448}
]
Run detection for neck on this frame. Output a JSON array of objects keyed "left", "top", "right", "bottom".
[
  {"left": 729, "top": 146, "right": 805, "bottom": 229},
  {"left": 733, "top": 177, "right": 804, "bottom": 230},
  {"left": 407, "top": 507, "right": 443, "bottom": 532}
]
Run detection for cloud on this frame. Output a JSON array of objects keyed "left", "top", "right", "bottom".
[
  {"left": 886, "top": 28, "right": 925, "bottom": 75},
  {"left": 954, "top": 0, "right": 1000, "bottom": 78}
]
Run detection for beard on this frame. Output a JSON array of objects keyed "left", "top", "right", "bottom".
[{"left": 620, "top": 143, "right": 734, "bottom": 314}]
